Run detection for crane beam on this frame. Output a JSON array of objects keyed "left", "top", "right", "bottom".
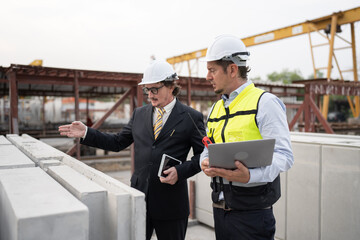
[{"left": 167, "top": 7, "right": 360, "bottom": 64}]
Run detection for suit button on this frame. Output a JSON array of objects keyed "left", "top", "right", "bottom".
[
  {"left": 149, "top": 162, "right": 153, "bottom": 165},
  {"left": 152, "top": 146, "right": 156, "bottom": 149}
]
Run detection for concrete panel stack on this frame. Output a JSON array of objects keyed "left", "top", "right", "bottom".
[
  {"left": 0, "top": 167, "right": 89, "bottom": 240},
  {"left": 0, "top": 145, "right": 35, "bottom": 169},
  {"left": 6, "top": 134, "right": 64, "bottom": 164},
  {"left": 0, "top": 134, "right": 146, "bottom": 240},
  {"left": 194, "top": 172, "right": 214, "bottom": 228},
  {"left": 0, "top": 135, "right": 11, "bottom": 145},
  {"left": 38, "top": 159, "right": 62, "bottom": 171},
  {"left": 47, "top": 165, "right": 107, "bottom": 240},
  {"left": 61, "top": 154, "right": 146, "bottom": 240},
  {"left": 194, "top": 132, "right": 360, "bottom": 240},
  {"left": 0, "top": 136, "right": 35, "bottom": 169}
]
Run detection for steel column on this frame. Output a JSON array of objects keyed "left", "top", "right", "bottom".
[
  {"left": 322, "top": 14, "right": 338, "bottom": 119},
  {"left": 130, "top": 87, "right": 136, "bottom": 174},
  {"left": 8, "top": 71, "right": 19, "bottom": 134},
  {"left": 350, "top": 23, "right": 359, "bottom": 117},
  {"left": 74, "top": 71, "right": 81, "bottom": 159},
  {"left": 66, "top": 89, "right": 132, "bottom": 156},
  {"left": 187, "top": 78, "right": 192, "bottom": 106}
]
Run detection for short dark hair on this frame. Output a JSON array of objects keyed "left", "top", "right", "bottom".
[
  {"left": 215, "top": 60, "right": 250, "bottom": 80},
  {"left": 162, "top": 80, "right": 181, "bottom": 96}
]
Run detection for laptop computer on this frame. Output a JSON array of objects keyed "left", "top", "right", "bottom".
[{"left": 208, "top": 139, "right": 275, "bottom": 169}]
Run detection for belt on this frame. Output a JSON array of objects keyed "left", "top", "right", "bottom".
[
  {"left": 212, "top": 200, "right": 232, "bottom": 211},
  {"left": 213, "top": 200, "right": 272, "bottom": 211}
]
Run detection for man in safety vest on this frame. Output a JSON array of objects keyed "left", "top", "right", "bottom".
[{"left": 200, "top": 34, "right": 294, "bottom": 240}]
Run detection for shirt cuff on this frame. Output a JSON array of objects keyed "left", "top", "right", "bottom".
[
  {"left": 248, "top": 168, "right": 263, "bottom": 183},
  {"left": 83, "top": 126, "right": 88, "bottom": 139},
  {"left": 199, "top": 149, "right": 208, "bottom": 170}
]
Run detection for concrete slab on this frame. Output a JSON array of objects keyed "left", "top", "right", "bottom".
[
  {"left": 0, "top": 136, "right": 11, "bottom": 145},
  {"left": 6, "top": 134, "right": 64, "bottom": 163},
  {"left": 0, "top": 167, "right": 89, "bottom": 240},
  {"left": 0, "top": 145, "right": 35, "bottom": 169},
  {"left": 62, "top": 154, "right": 146, "bottom": 240},
  {"left": 38, "top": 159, "right": 62, "bottom": 171},
  {"left": 195, "top": 172, "right": 214, "bottom": 228},
  {"left": 47, "top": 165, "right": 107, "bottom": 240},
  {"left": 321, "top": 145, "right": 360, "bottom": 240},
  {"left": 6, "top": 134, "right": 37, "bottom": 147},
  {"left": 286, "top": 142, "right": 321, "bottom": 240},
  {"left": 2, "top": 135, "right": 146, "bottom": 240}
]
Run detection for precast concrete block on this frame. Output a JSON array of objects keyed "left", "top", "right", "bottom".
[
  {"left": 5, "top": 134, "right": 37, "bottom": 148},
  {"left": 0, "top": 167, "right": 89, "bottom": 240},
  {"left": 0, "top": 145, "right": 35, "bottom": 169},
  {"left": 286, "top": 142, "right": 321, "bottom": 240},
  {"left": 61, "top": 154, "right": 146, "bottom": 240},
  {"left": 6, "top": 134, "right": 65, "bottom": 163},
  {"left": 321, "top": 145, "right": 360, "bottom": 240},
  {"left": 38, "top": 159, "right": 62, "bottom": 171},
  {"left": 47, "top": 165, "right": 108, "bottom": 240},
  {"left": 0, "top": 136, "right": 11, "bottom": 145},
  {"left": 107, "top": 191, "right": 132, "bottom": 240},
  {"left": 195, "top": 171, "right": 214, "bottom": 228},
  {"left": 273, "top": 171, "right": 287, "bottom": 240},
  {"left": 18, "top": 141, "right": 64, "bottom": 163},
  {"left": 12, "top": 134, "right": 146, "bottom": 239}
]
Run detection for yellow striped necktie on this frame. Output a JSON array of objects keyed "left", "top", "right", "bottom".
[{"left": 154, "top": 108, "right": 165, "bottom": 139}]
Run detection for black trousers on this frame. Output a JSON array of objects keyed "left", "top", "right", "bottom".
[
  {"left": 213, "top": 207, "right": 275, "bottom": 240},
  {"left": 146, "top": 215, "right": 188, "bottom": 240}
]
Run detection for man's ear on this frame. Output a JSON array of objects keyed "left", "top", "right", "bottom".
[{"left": 229, "top": 64, "right": 238, "bottom": 78}]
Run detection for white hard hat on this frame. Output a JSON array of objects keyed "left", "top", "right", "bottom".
[
  {"left": 204, "top": 34, "right": 250, "bottom": 66},
  {"left": 139, "top": 60, "right": 178, "bottom": 85}
]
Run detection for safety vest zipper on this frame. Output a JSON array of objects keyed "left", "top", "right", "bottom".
[{"left": 221, "top": 108, "right": 230, "bottom": 142}]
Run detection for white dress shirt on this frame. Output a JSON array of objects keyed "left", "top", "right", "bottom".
[
  {"left": 153, "top": 97, "right": 177, "bottom": 128},
  {"left": 83, "top": 97, "right": 177, "bottom": 139},
  {"left": 200, "top": 80, "right": 294, "bottom": 184}
]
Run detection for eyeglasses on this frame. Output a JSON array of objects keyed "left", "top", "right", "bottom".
[{"left": 143, "top": 85, "right": 164, "bottom": 95}]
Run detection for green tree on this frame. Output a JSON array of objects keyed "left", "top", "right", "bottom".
[
  {"left": 267, "top": 68, "right": 303, "bottom": 84},
  {"left": 308, "top": 70, "right": 324, "bottom": 79},
  {"left": 250, "top": 75, "right": 262, "bottom": 81}
]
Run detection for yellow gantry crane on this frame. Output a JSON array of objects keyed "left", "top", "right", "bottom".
[{"left": 167, "top": 6, "right": 360, "bottom": 119}]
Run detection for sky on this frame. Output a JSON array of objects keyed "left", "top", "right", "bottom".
[{"left": 1, "top": 0, "right": 359, "bottom": 81}]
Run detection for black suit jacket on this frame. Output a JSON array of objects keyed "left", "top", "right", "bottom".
[{"left": 82, "top": 99, "right": 205, "bottom": 220}]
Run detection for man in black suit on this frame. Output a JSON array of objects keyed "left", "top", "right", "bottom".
[{"left": 59, "top": 60, "right": 205, "bottom": 240}]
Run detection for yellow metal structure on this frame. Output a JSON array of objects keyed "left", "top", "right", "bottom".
[
  {"left": 29, "top": 59, "right": 43, "bottom": 66},
  {"left": 167, "top": 6, "right": 360, "bottom": 118},
  {"left": 167, "top": 7, "right": 360, "bottom": 64}
]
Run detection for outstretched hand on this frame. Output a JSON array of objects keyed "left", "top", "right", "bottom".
[{"left": 58, "top": 121, "right": 86, "bottom": 138}]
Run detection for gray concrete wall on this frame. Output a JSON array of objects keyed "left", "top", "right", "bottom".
[{"left": 195, "top": 132, "right": 360, "bottom": 240}]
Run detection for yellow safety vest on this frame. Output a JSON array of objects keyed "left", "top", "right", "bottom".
[
  {"left": 208, "top": 83, "right": 281, "bottom": 210},
  {"left": 207, "top": 83, "right": 264, "bottom": 143}
]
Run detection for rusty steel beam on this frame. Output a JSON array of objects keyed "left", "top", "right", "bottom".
[
  {"left": 74, "top": 71, "right": 81, "bottom": 159},
  {"left": 307, "top": 81, "right": 360, "bottom": 96},
  {"left": 66, "top": 89, "right": 132, "bottom": 156},
  {"left": 8, "top": 71, "right": 19, "bottom": 134}
]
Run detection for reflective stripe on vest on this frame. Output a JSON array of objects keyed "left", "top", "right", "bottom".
[
  {"left": 208, "top": 83, "right": 266, "bottom": 187},
  {"left": 207, "top": 83, "right": 264, "bottom": 144}
]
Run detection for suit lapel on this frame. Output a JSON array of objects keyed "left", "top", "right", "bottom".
[
  {"left": 156, "top": 100, "right": 185, "bottom": 140},
  {"left": 145, "top": 104, "right": 155, "bottom": 139}
]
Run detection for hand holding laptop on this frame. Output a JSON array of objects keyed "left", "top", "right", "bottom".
[
  {"left": 208, "top": 139, "right": 275, "bottom": 169},
  {"left": 202, "top": 157, "right": 251, "bottom": 183}
]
